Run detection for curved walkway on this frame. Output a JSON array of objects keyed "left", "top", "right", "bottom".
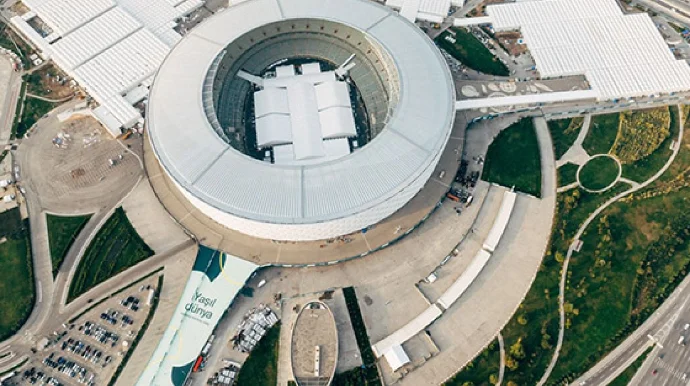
[
  {"left": 537, "top": 105, "right": 685, "bottom": 385},
  {"left": 497, "top": 332, "right": 505, "bottom": 386}
]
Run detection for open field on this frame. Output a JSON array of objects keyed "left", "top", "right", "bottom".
[
  {"left": 46, "top": 213, "right": 92, "bottom": 277},
  {"left": 548, "top": 118, "right": 583, "bottom": 160},
  {"left": 236, "top": 322, "right": 281, "bottom": 386},
  {"left": 583, "top": 113, "right": 619, "bottom": 155},
  {"left": 0, "top": 208, "right": 33, "bottom": 341},
  {"left": 482, "top": 118, "right": 542, "bottom": 197},
  {"left": 578, "top": 156, "right": 619, "bottom": 191},
  {"left": 68, "top": 207, "right": 153, "bottom": 302},
  {"left": 436, "top": 27, "right": 509, "bottom": 76}
]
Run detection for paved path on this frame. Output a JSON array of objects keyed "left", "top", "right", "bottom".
[
  {"left": 25, "top": 92, "right": 74, "bottom": 103},
  {"left": 556, "top": 114, "right": 591, "bottom": 167},
  {"left": 538, "top": 105, "right": 685, "bottom": 385},
  {"left": 497, "top": 333, "right": 505, "bottom": 386}
]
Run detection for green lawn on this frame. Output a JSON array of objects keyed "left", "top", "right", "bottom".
[
  {"left": 436, "top": 27, "right": 509, "bottom": 76},
  {"left": 608, "top": 347, "right": 652, "bottom": 386},
  {"left": 583, "top": 113, "right": 620, "bottom": 155},
  {"left": 548, "top": 118, "right": 584, "bottom": 160},
  {"left": 0, "top": 209, "right": 34, "bottom": 341},
  {"left": 47, "top": 213, "right": 92, "bottom": 278},
  {"left": 557, "top": 163, "right": 579, "bottom": 187},
  {"left": 445, "top": 340, "right": 500, "bottom": 386},
  {"left": 578, "top": 156, "right": 620, "bottom": 191},
  {"left": 546, "top": 111, "right": 690, "bottom": 384},
  {"left": 68, "top": 207, "right": 153, "bottom": 302},
  {"left": 15, "top": 96, "right": 56, "bottom": 138},
  {"left": 236, "top": 322, "right": 281, "bottom": 386},
  {"left": 622, "top": 106, "right": 681, "bottom": 183},
  {"left": 482, "top": 118, "right": 542, "bottom": 197}
]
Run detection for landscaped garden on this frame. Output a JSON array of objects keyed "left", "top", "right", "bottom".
[
  {"left": 582, "top": 113, "right": 620, "bottom": 155},
  {"left": 448, "top": 181, "right": 630, "bottom": 385},
  {"left": 557, "top": 163, "right": 579, "bottom": 187},
  {"left": 235, "top": 322, "right": 281, "bottom": 386},
  {"left": 68, "top": 207, "right": 153, "bottom": 302},
  {"left": 452, "top": 105, "right": 690, "bottom": 385},
  {"left": 548, "top": 117, "right": 584, "bottom": 159},
  {"left": 0, "top": 208, "right": 34, "bottom": 341},
  {"left": 578, "top": 155, "right": 620, "bottom": 192},
  {"left": 619, "top": 106, "right": 679, "bottom": 183},
  {"left": 436, "top": 27, "right": 509, "bottom": 76},
  {"left": 47, "top": 213, "right": 92, "bottom": 277},
  {"left": 482, "top": 118, "right": 542, "bottom": 197}
]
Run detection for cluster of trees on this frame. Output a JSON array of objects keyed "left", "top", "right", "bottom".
[{"left": 612, "top": 107, "right": 671, "bottom": 164}]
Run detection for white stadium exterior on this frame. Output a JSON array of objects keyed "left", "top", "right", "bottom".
[{"left": 146, "top": 0, "right": 456, "bottom": 241}]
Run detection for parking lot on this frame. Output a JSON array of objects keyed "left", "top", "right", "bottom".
[{"left": 7, "top": 274, "right": 160, "bottom": 385}]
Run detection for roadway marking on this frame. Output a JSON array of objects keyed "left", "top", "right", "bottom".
[
  {"left": 654, "top": 357, "right": 687, "bottom": 381},
  {"left": 37, "top": 281, "right": 42, "bottom": 303}
]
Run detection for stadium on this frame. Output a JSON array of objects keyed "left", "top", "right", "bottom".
[{"left": 145, "top": 0, "right": 456, "bottom": 243}]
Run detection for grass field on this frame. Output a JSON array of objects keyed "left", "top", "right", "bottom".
[
  {"left": 0, "top": 209, "right": 34, "bottom": 341},
  {"left": 548, "top": 118, "right": 584, "bottom": 160},
  {"left": 578, "top": 156, "right": 620, "bottom": 191},
  {"left": 622, "top": 106, "right": 681, "bottom": 183},
  {"left": 68, "top": 207, "right": 153, "bottom": 302},
  {"left": 445, "top": 339, "right": 500, "bottom": 386},
  {"left": 235, "top": 322, "right": 281, "bottom": 386},
  {"left": 47, "top": 213, "right": 92, "bottom": 278},
  {"left": 583, "top": 113, "right": 620, "bottom": 155},
  {"left": 557, "top": 163, "right": 579, "bottom": 187},
  {"left": 482, "top": 118, "right": 542, "bottom": 197},
  {"left": 436, "top": 27, "right": 509, "bottom": 76},
  {"left": 608, "top": 347, "right": 652, "bottom": 386}
]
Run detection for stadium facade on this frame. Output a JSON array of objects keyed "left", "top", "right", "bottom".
[{"left": 146, "top": 0, "right": 456, "bottom": 241}]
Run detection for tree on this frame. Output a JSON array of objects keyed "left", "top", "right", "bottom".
[
  {"left": 506, "top": 381, "right": 518, "bottom": 386},
  {"left": 517, "top": 314, "right": 528, "bottom": 325},
  {"left": 461, "top": 382, "right": 475, "bottom": 386},
  {"left": 489, "top": 374, "right": 498, "bottom": 385},
  {"left": 509, "top": 338, "right": 525, "bottom": 360},
  {"left": 504, "top": 355, "right": 518, "bottom": 371}
]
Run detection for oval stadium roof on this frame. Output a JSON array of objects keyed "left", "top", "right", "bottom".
[{"left": 147, "top": 0, "right": 455, "bottom": 240}]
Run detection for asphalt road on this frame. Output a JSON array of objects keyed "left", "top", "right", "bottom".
[
  {"left": 634, "top": 303, "right": 690, "bottom": 385},
  {"left": 573, "top": 276, "right": 690, "bottom": 386}
]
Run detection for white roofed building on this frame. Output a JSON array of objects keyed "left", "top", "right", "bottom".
[
  {"left": 10, "top": 0, "right": 205, "bottom": 135},
  {"left": 251, "top": 63, "right": 357, "bottom": 165},
  {"left": 482, "top": 0, "right": 690, "bottom": 100}
]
